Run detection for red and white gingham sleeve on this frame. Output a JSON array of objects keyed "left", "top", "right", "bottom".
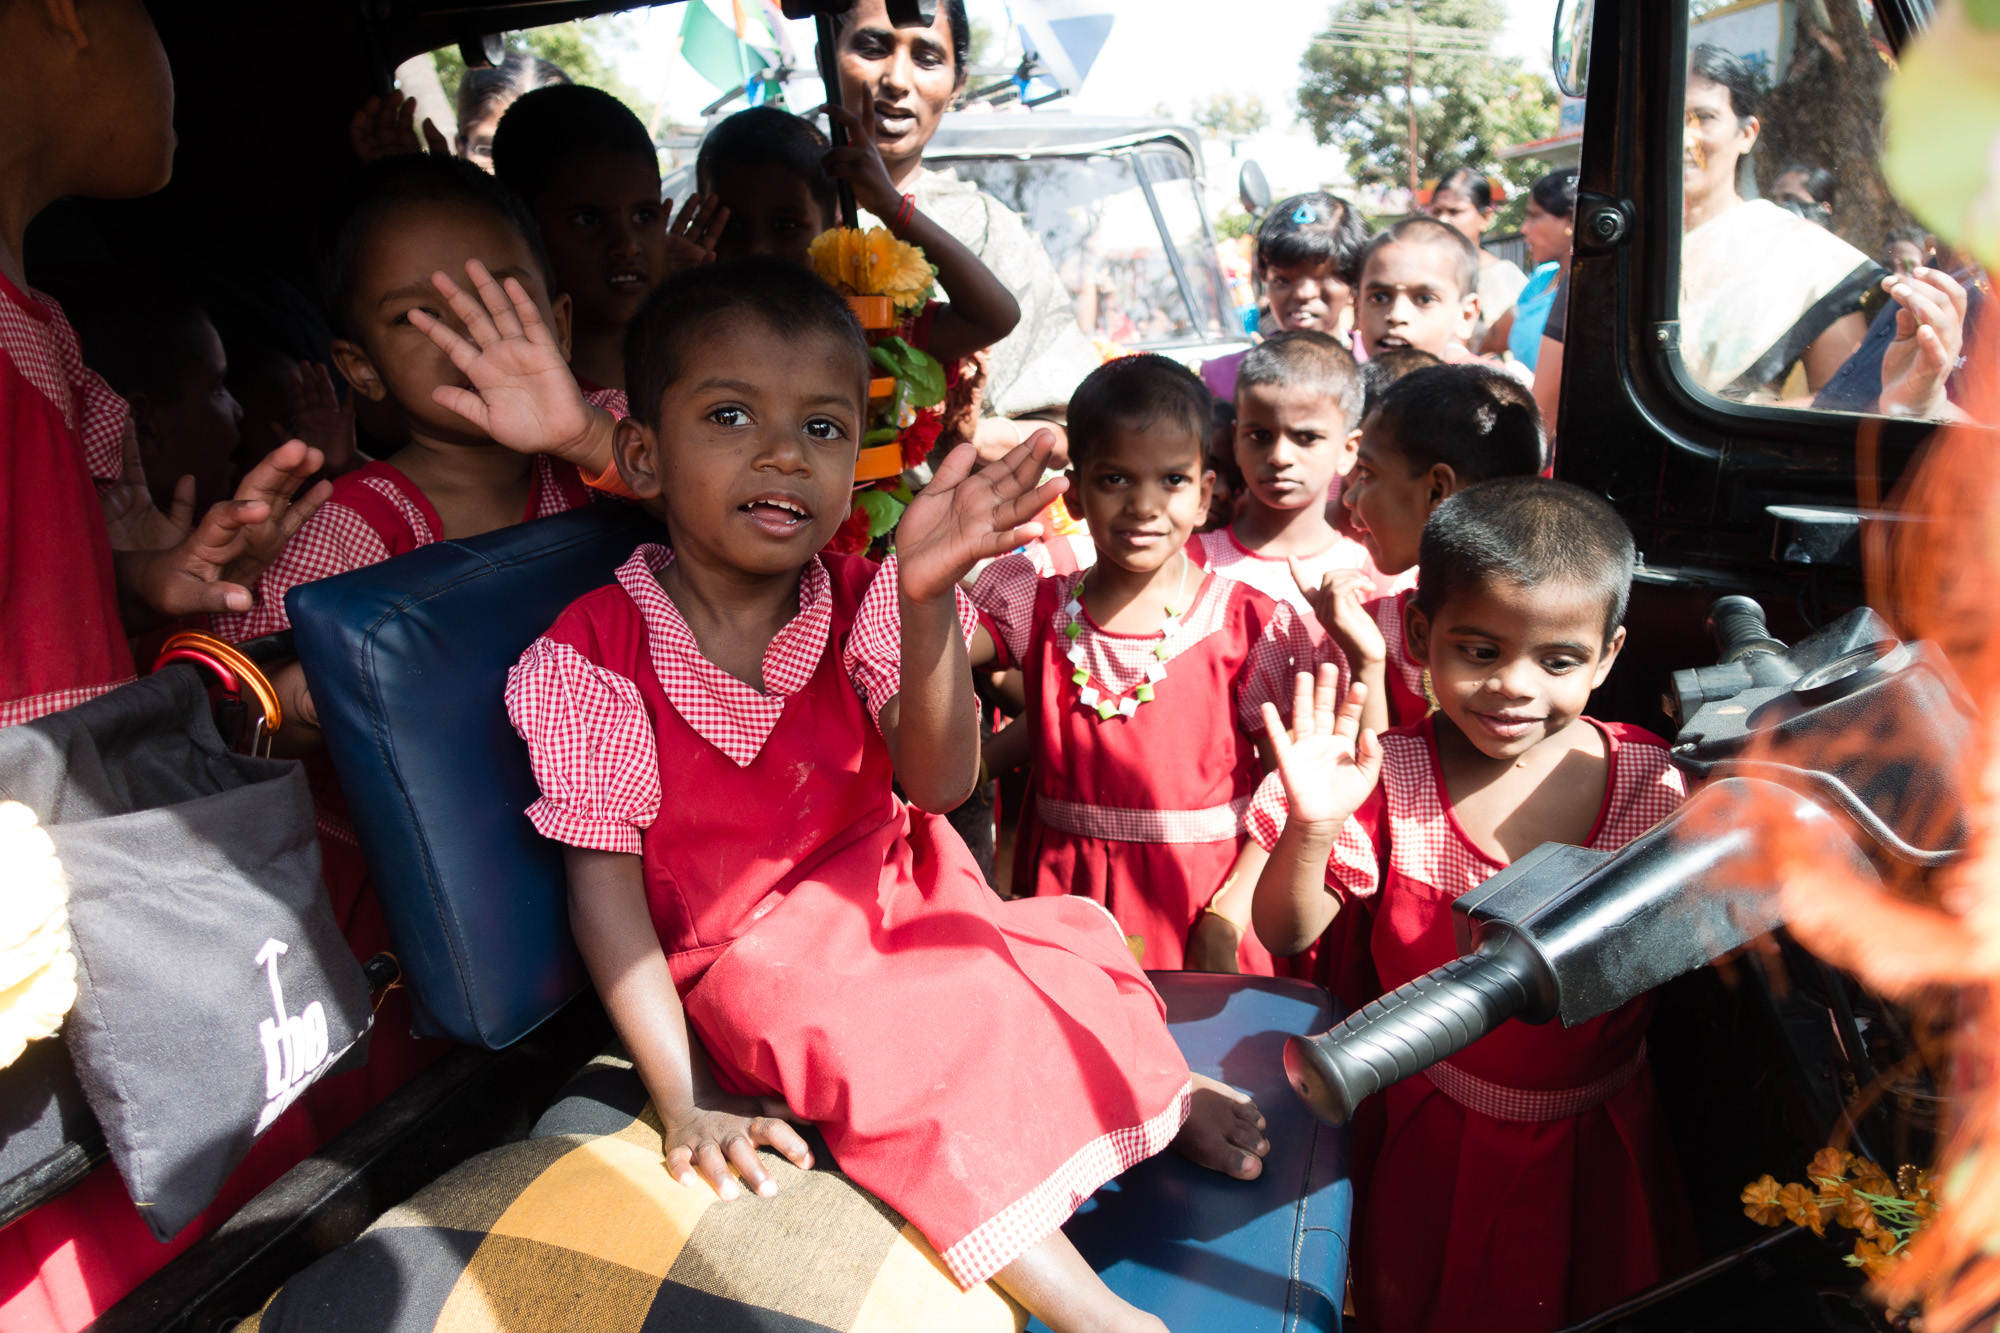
[
  {"left": 1247, "top": 769, "right": 1382, "bottom": 899},
  {"left": 1237, "top": 598, "right": 1347, "bottom": 735},
  {"left": 843, "top": 554, "right": 981, "bottom": 726},
  {"left": 210, "top": 501, "right": 393, "bottom": 642},
  {"left": 966, "top": 551, "right": 1044, "bottom": 671},
  {"left": 505, "top": 637, "right": 660, "bottom": 854}
]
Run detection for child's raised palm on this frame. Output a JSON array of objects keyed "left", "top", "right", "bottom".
[
  {"left": 408, "top": 260, "right": 597, "bottom": 459},
  {"left": 1260, "top": 667, "right": 1382, "bottom": 831},
  {"left": 896, "top": 431, "right": 1067, "bottom": 604}
]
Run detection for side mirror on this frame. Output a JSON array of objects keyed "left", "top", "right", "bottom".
[
  {"left": 1238, "top": 160, "right": 1271, "bottom": 216},
  {"left": 1552, "top": 0, "right": 1592, "bottom": 97}
]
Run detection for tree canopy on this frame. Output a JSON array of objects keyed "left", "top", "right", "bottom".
[
  {"left": 430, "top": 18, "right": 647, "bottom": 124},
  {"left": 1296, "top": 0, "right": 1558, "bottom": 209}
]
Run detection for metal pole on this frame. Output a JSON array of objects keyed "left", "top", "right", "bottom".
[{"left": 814, "top": 11, "right": 861, "bottom": 227}]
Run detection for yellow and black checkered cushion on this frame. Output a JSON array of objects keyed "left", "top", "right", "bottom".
[{"left": 246, "top": 1054, "right": 1024, "bottom": 1332}]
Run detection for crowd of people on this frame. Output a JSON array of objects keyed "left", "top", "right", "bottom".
[{"left": 0, "top": 1, "right": 1991, "bottom": 1332}]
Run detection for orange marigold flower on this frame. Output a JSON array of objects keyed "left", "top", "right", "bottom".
[
  {"left": 1851, "top": 1158, "right": 1893, "bottom": 1191},
  {"left": 1742, "top": 1175, "right": 1787, "bottom": 1227},
  {"left": 1809, "top": 1147, "right": 1855, "bottom": 1182},
  {"left": 1778, "top": 1181, "right": 1831, "bottom": 1234},
  {"left": 1830, "top": 1183, "right": 1879, "bottom": 1234}
]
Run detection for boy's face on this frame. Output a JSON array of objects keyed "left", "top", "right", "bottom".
[
  {"left": 1263, "top": 258, "right": 1350, "bottom": 334},
  {"left": 617, "top": 315, "right": 866, "bottom": 576},
  {"left": 136, "top": 315, "right": 241, "bottom": 514},
  {"left": 1407, "top": 576, "right": 1624, "bottom": 762},
  {"left": 527, "top": 152, "right": 668, "bottom": 335},
  {"left": 1343, "top": 414, "right": 1443, "bottom": 575},
  {"left": 1233, "top": 381, "right": 1356, "bottom": 517},
  {"left": 1068, "top": 422, "right": 1212, "bottom": 577},
  {"left": 1358, "top": 240, "right": 1478, "bottom": 358},
  {"left": 332, "top": 200, "right": 571, "bottom": 447},
  {"left": 710, "top": 165, "right": 830, "bottom": 268}
]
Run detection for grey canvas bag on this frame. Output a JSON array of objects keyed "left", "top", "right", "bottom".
[{"left": 0, "top": 666, "right": 372, "bottom": 1241}]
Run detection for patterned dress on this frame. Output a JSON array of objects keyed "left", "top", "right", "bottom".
[
  {"left": 971, "top": 547, "right": 1340, "bottom": 971},
  {"left": 506, "top": 547, "right": 1193, "bottom": 1287},
  {"left": 1250, "top": 717, "right": 1697, "bottom": 1333}
]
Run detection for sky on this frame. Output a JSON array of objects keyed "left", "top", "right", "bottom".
[{"left": 605, "top": 0, "right": 1563, "bottom": 135}]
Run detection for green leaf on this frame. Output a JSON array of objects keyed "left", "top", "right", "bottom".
[
  {"left": 855, "top": 488, "right": 905, "bottom": 539},
  {"left": 1882, "top": 3, "right": 2000, "bottom": 267},
  {"left": 862, "top": 426, "right": 901, "bottom": 446},
  {"left": 868, "top": 338, "right": 948, "bottom": 409}
]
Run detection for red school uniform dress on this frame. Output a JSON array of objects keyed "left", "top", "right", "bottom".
[
  {"left": 1248, "top": 717, "right": 1697, "bottom": 1333},
  {"left": 210, "top": 453, "right": 592, "bottom": 1132},
  {"left": 505, "top": 546, "right": 1192, "bottom": 1286},
  {"left": 1197, "top": 527, "right": 1376, "bottom": 629},
  {"left": 970, "top": 546, "right": 1340, "bottom": 973},
  {"left": 1369, "top": 587, "right": 1430, "bottom": 728},
  {"left": 0, "top": 272, "right": 134, "bottom": 727}
]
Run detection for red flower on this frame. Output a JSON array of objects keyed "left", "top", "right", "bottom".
[
  {"left": 823, "top": 500, "right": 872, "bottom": 556},
  {"left": 900, "top": 409, "right": 944, "bottom": 470}
]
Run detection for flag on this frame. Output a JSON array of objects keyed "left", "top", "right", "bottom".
[
  {"left": 680, "top": 0, "right": 769, "bottom": 92},
  {"left": 1012, "top": 0, "right": 1115, "bottom": 96}
]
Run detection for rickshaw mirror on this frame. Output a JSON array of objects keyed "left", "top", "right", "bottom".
[
  {"left": 1553, "top": 0, "right": 1592, "bottom": 97},
  {"left": 459, "top": 31, "right": 504, "bottom": 69},
  {"left": 1238, "top": 159, "right": 1271, "bottom": 216}
]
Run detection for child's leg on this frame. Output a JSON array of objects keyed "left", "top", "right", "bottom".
[
  {"left": 1171, "top": 1073, "right": 1270, "bottom": 1179},
  {"left": 994, "top": 1231, "right": 1169, "bottom": 1333}
]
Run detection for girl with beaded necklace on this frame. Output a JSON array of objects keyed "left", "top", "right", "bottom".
[{"left": 970, "top": 355, "right": 1345, "bottom": 973}]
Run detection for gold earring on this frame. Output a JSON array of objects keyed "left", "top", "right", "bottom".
[{"left": 1421, "top": 669, "right": 1441, "bottom": 715}]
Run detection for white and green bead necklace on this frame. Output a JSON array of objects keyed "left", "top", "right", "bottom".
[{"left": 1061, "top": 553, "right": 1194, "bottom": 721}]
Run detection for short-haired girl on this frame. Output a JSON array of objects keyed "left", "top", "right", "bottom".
[
  {"left": 1252, "top": 478, "right": 1697, "bottom": 1333},
  {"left": 507, "top": 259, "right": 1270, "bottom": 1333},
  {"left": 1201, "top": 191, "right": 1370, "bottom": 401}
]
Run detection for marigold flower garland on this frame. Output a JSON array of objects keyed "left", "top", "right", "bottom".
[
  {"left": 1742, "top": 1147, "right": 1941, "bottom": 1285},
  {"left": 810, "top": 227, "right": 951, "bottom": 557}
]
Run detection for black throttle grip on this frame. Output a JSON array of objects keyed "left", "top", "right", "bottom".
[
  {"left": 1283, "top": 934, "right": 1550, "bottom": 1126},
  {"left": 1706, "top": 595, "right": 1787, "bottom": 663}
]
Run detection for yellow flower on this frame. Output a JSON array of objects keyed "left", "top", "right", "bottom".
[
  {"left": 0, "top": 802, "right": 77, "bottom": 1069},
  {"left": 1742, "top": 1175, "right": 1787, "bottom": 1227},
  {"left": 809, "top": 227, "right": 934, "bottom": 310}
]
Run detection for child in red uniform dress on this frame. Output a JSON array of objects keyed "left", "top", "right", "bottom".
[
  {"left": 1251, "top": 478, "right": 1697, "bottom": 1333},
  {"left": 215, "top": 154, "right": 629, "bottom": 1129},
  {"left": 506, "top": 258, "right": 1270, "bottom": 1333},
  {"left": 1308, "top": 363, "right": 1546, "bottom": 739},
  {"left": 1198, "top": 331, "right": 1381, "bottom": 617},
  {"left": 969, "top": 356, "right": 1340, "bottom": 974}
]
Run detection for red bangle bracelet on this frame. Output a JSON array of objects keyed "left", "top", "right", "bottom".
[{"left": 891, "top": 192, "right": 916, "bottom": 238}]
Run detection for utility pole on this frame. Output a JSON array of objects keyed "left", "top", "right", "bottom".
[{"left": 1404, "top": 5, "right": 1419, "bottom": 198}]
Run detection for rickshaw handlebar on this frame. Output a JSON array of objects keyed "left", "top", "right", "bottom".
[{"left": 1282, "top": 931, "right": 1550, "bottom": 1127}]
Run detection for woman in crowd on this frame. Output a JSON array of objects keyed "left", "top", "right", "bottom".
[
  {"left": 1424, "top": 166, "right": 1528, "bottom": 338},
  {"left": 832, "top": 0, "right": 1100, "bottom": 461},
  {"left": 1481, "top": 169, "right": 1575, "bottom": 373}
]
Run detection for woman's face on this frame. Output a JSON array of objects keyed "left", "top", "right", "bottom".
[
  {"left": 835, "top": 0, "right": 960, "bottom": 175},
  {"left": 1426, "top": 186, "right": 1491, "bottom": 244},
  {"left": 1521, "top": 200, "right": 1571, "bottom": 266}
]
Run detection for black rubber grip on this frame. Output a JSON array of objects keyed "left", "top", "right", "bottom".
[
  {"left": 1284, "top": 942, "right": 1537, "bottom": 1126},
  {"left": 1706, "top": 595, "right": 1786, "bottom": 663}
]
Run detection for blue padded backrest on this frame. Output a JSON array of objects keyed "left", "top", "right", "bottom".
[{"left": 287, "top": 505, "right": 669, "bottom": 1049}]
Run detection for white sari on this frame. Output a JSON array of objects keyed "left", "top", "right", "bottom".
[{"left": 1679, "top": 199, "right": 1880, "bottom": 398}]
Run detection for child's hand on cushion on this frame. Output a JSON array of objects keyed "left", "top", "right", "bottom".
[
  {"left": 896, "top": 431, "right": 1067, "bottom": 605},
  {"left": 662, "top": 1093, "right": 814, "bottom": 1201},
  {"left": 409, "top": 259, "right": 611, "bottom": 471},
  {"left": 1296, "top": 564, "right": 1385, "bottom": 669},
  {"left": 1260, "top": 667, "right": 1381, "bottom": 834}
]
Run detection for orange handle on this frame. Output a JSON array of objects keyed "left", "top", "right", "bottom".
[
  {"left": 854, "top": 443, "right": 905, "bottom": 483},
  {"left": 155, "top": 631, "right": 283, "bottom": 734}
]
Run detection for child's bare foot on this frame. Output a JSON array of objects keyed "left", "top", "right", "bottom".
[{"left": 1171, "top": 1074, "right": 1269, "bottom": 1180}]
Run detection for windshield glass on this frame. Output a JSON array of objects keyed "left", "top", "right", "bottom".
[
  {"left": 937, "top": 150, "right": 1232, "bottom": 349},
  {"left": 1669, "top": 0, "right": 1983, "bottom": 421}
]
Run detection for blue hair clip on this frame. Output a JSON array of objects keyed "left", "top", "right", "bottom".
[{"left": 1291, "top": 203, "right": 1319, "bottom": 225}]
